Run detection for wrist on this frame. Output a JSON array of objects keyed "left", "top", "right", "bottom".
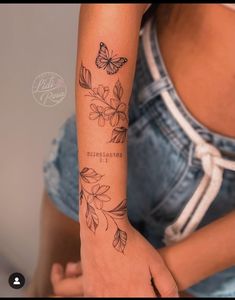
[
  {"left": 159, "top": 244, "right": 191, "bottom": 292},
  {"left": 80, "top": 208, "right": 132, "bottom": 253}
]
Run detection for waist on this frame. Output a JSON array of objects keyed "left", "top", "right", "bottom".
[
  {"left": 155, "top": 3, "right": 235, "bottom": 138},
  {"left": 136, "top": 16, "right": 235, "bottom": 158}
]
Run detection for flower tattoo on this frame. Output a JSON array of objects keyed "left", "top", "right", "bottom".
[{"left": 79, "top": 64, "right": 128, "bottom": 143}]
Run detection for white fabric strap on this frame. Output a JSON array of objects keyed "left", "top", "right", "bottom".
[
  {"left": 142, "top": 19, "right": 235, "bottom": 245},
  {"left": 222, "top": 4, "right": 235, "bottom": 11}
]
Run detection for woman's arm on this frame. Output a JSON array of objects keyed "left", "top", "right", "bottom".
[
  {"left": 50, "top": 211, "right": 235, "bottom": 296},
  {"left": 159, "top": 211, "right": 235, "bottom": 291},
  {"left": 76, "top": 4, "right": 178, "bottom": 297},
  {"left": 76, "top": 3, "right": 144, "bottom": 249}
]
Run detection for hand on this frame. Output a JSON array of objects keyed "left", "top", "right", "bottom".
[{"left": 80, "top": 222, "right": 179, "bottom": 297}]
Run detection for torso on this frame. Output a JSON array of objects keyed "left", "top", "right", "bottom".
[{"left": 156, "top": 4, "right": 235, "bottom": 138}]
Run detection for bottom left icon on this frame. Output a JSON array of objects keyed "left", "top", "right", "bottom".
[{"left": 8, "top": 273, "right": 25, "bottom": 289}]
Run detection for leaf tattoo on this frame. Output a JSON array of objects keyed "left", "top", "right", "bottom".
[
  {"left": 113, "top": 228, "right": 127, "bottom": 253},
  {"left": 79, "top": 167, "right": 128, "bottom": 253},
  {"left": 79, "top": 63, "right": 128, "bottom": 142},
  {"left": 113, "top": 80, "right": 123, "bottom": 100},
  {"left": 85, "top": 202, "right": 99, "bottom": 233},
  {"left": 106, "top": 199, "right": 127, "bottom": 218},
  {"left": 109, "top": 127, "right": 127, "bottom": 143},
  {"left": 79, "top": 63, "right": 92, "bottom": 89}
]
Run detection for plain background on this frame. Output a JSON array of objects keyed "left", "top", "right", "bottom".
[{"left": 0, "top": 3, "right": 80, "bottom": 286}]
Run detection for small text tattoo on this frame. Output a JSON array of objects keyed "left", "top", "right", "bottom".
[{"left": 87, "top": 151, "right": 123, "bottom": 163}]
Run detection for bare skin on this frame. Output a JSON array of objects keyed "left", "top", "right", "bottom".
[
  {"left": 27, "top": 192, "right": 189, "bottom": 297},
  {"left": 156, "top": 4, "right": 235, "bottom": 138},
  {"left": 27, "top": 191, "right": 81, "bottom": 297}
]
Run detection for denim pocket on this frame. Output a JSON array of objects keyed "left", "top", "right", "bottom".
[
  {"left": 149, "top": 161, "right": 202, "bottom": 221},
  {"left": 127, "top": 112, "right": 189, "bottom": 225},
  {"left": 145, "top": 159, "right": 204, "bottom": 245}
]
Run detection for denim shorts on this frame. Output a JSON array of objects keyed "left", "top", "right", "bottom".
[{"left": 43, "top": 19, "right": 235, "bottom": 297}]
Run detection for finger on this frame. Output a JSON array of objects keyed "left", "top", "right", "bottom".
[
  {"left": 149, "top": 263, "right": 179, "bottom": 298},
  {"left": 149, "top": 267, "right": 162, "bottom": 298},
  {"left": 53, "top": 276, "right": 84, "bottom": 297},
  {"left": 51, "top": 263, "right": 65, "bottom": 286},
  {"left": 65, "top": 261, "right": 82, "bottom": 278}
]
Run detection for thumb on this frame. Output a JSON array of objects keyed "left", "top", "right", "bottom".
[
  {"left": 65, "top": 261, "right": 82, "bottom": 278},
  {"left": 51, "top": 263, "right": 65, "bottom": 285},
  {"left": 51, "top": 262, "right": 83, "bottom": 296}
]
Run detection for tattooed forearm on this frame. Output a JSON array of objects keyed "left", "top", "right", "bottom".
[
  {"left": 79, "top": 63, "right": 128, "bottom": 143},
  {"left": 78, "top": 42, "right": 129, "bottom": 253},
  {"left": 79, "top": 167, "right": 127, "bottom": 253},
  {"left": 95, "top": 42, "right": 128, "bottom": 75}
]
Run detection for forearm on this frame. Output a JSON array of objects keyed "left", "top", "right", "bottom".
[
  {"left": 76, "top": 4, "right": 147, "bottom": 251},
  {"left": 159, "top": 211, "right": 235, "bottom": 291}
]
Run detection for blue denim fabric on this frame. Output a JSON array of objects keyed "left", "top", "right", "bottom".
[{"left": 43, "top": 20, "right": 235, "bottom": 297}]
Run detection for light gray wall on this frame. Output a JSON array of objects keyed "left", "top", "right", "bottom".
[{"left": 0, "top": 4, "right": 80, "bottom": 278}]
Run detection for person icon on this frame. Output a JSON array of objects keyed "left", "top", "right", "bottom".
[
  {"left": 9, "top": 272, "right": 25, "bottom": 289},
  {"left": 13, "top": 277, "right": 21, "bottom": 285}
]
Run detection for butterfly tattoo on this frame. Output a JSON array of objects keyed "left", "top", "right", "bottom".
[{"left": 95, "top": 42, "right": 128, "bottom": 75}]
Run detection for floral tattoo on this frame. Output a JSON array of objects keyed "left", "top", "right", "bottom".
[
  {"left": 79, "top": 167, "right": 127, "bottom": 253},
  {"left": 79, "top": 63, "right": 128, "bottom": 143}
]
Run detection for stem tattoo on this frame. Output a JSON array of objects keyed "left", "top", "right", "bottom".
[{"left": 79, "top": 167, "right": 128, "bottom": 253}]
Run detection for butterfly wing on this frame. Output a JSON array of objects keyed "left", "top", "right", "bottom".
[
  {"left": 106, "top": 57, "right": 128, "bottom": 75},
  {"left": 95, "top": 42, "right": 110, "bottom": 69}
]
